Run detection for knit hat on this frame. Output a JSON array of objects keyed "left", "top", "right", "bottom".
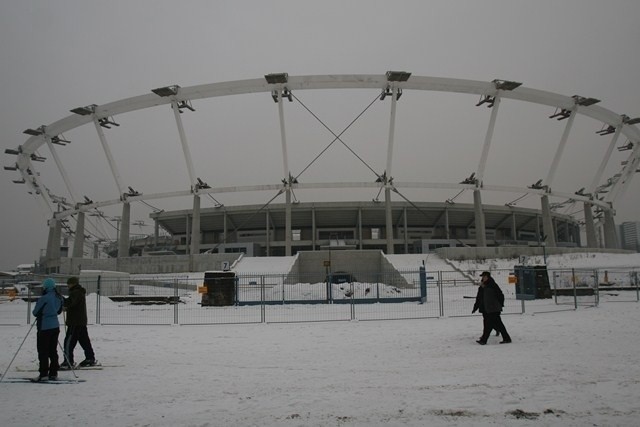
[{"left": 42, "top": 278, "right": 56, "bottom": 290}]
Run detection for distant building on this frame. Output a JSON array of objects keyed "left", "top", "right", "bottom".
[
  {"left": 619, "top": 222, "right": 640, "bottom": 252},
  {"left": 15, "top": 263, "right": 36, "bottom": 274}
]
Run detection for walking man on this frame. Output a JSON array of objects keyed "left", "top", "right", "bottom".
[
  {"left": 61, "top": 276, "right": 97, "bottom": 368},
  {"left": 476, "top": 271, "right": 512, "bottom": 345}
]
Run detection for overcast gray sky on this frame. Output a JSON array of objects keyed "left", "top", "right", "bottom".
[{"left": 1, "top": 0, "right": 639, "bottom": 271}]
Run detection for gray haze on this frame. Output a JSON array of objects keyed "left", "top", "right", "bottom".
[{"left": 1, "top": 0, "right": 639, "bottom": 271}]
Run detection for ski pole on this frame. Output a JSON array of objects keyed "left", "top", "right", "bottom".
[
  {"left": 57, "top": 339, "right": 78, "bottom": 378},
  {"left": 0, "top": 321, "right": 36, "bottom": 383}
]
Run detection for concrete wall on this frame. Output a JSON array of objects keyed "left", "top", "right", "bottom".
[
  {"left": 59, "top": 253, "right": 243, "bottom": 275},
  {"left": 435, "top": 246, "right": 633, "bottom": 261},
  {"left": 287, "top": 250, "right": 409, "bottom": 287}
]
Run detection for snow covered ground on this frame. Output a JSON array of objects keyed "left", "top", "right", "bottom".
[{"left": 1, "top": 252, "right": 639, "bottom": 426}]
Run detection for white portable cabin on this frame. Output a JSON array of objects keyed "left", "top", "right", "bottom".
[{"left": 79, "top": 270, "right": 131, "bottom": 296}]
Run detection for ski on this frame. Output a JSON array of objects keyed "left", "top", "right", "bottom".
[
  {"left": 16, "top": 366, "right": 103, "bottom": 372},
  {"left": 2, "top": 377, "right": 86, "bottom": 384},
  {"left": 17, "top": 363, "right": 121, "bottom": 372}
]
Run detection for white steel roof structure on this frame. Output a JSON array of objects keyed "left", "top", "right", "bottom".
[{"left": 5, "top": 73, "right": 639, "bottom": 258}]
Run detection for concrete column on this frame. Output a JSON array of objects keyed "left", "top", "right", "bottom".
[
  {"left": 473, "top": 189, "right": 486, "bottom": 247},
  {"left": 583, "top": 202, "right": 598, "bottom": 248},
  {"left": 266, "top": 210, "right": 271, "bottom": 256},
  {"left": 52, "top": 220, "right": 62, "bottom": 260},
  {"left": 72, "top": 211, "right": 86, "bottom": 258},
  {"left": 222, "top": 212, "right": 227, "bottom": 251},
  {"left": 46, "top": 218, "right": 57, "bottom": 263},
  {"left": 541, "top": 195, "right": 556, "bottom": 247},
  {"left": 444, "top": 208, "right": 450, "bottom": 240},
  {"left": 285, "top": 188, "right": 292, "bottom": 256},
  {"left": 358, "top": 208, "right": 363, "bottom": 250},
  {"left": 190, "top": 194, "right": 201, "bottom": 255},
  {"left": 385, "top": 187, "right": 394, "bottom": 254},
  {"left": 403, "top": 207, "right": 408, "bottom": 254},
  {"left": 118, "top": 202, "right": 131, "bottom": 258},
  {"left": 603, "top": 208, "right": 619, "bottom": 249},
  {"left": 312, "top": 208, "right": 316, "bottom": 251},
  {"left": 154, "top": 219, "right": 159, "bottom": 248}
]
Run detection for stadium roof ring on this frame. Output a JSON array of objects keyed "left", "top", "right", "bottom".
[{"left": 5, "top": 73, "right": 640, "bottom": 259}]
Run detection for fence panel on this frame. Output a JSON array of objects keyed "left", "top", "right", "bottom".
[
  {"left": 597, "top": 269, "right": 640, "bottom": 303},
  {"left": 550, "top": 269, "right": 599, "bottom": 308},
  {"left": 1, "top": 267, "right": 638, "bottom": 327}
]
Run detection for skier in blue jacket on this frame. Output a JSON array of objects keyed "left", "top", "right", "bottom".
[{"left": 32, "top": 278, "right": 64, "bottom": 381}]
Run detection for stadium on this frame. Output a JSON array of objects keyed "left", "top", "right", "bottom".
[{"left": 4, "top": 73, "right": 639, "bottom": 273}]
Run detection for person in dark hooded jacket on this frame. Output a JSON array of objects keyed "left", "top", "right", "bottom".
[
  {"left": 32, "top": 278, "right": 64, "bottom": 381},
  {"left": 476, "top": 271, "right": 512, "bottom": 345},
  {"left": 61, "top": 276, "right": 96, "bottom": 368}
]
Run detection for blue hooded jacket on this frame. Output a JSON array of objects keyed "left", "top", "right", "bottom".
[{"left": 32, "top": 288, "right": 63, "bottom": 331}]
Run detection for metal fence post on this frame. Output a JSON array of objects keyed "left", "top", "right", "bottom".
[
  {"left": 350, "top": 282, "right": 355, "bottom": 320},
  {"left": 572, "top": 268, "right": 577, "bottom": 310},
  {"left": 594, "top": 270, "right": 599, "bottom": 307},
  {"left": 261, "top": 275, "right": 265, "bottom": 323},
  {"left": 174, "top": 278, "right": 179, "bottom": 324},
  {"left": 553, "top": 271, "right": 558, "bottom": 305},
  {"left": 438, "top": 270, "right": 444, "bottom": 317},
  {"left": 96, "top": 276, "right": 101, "bottom": 324},
  {"left": 27, "top": 286, "right": 32, "bottom": 325}
]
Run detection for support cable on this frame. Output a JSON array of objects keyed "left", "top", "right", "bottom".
[{"left": 291, "top": 92, "right": 383, "bottom": 181}]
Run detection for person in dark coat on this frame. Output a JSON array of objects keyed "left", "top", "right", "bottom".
[
  {"left": 32, "top": 278, "right": 64, "bottom": 381},
  {"left": 472, "top": 283, "right": 500, "bottom": 338},
  {"left": 61, "top": 276, "right": 97, "bottom": 368},
  {"left": 476, "top": 271, "right": 512, "bottom": 345}
]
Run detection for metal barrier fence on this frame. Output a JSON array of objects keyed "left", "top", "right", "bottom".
[{"left": 1, "top": 267, "right": 638, "bottom": 326}]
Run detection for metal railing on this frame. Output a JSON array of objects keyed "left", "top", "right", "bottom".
[{"left": 1, "top": 267, "right": 638, "bottom": 326}]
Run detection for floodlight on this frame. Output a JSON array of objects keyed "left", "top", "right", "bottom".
[
  {"left": 617, "top": 141, "right": 634, "bottom": 151},
  {"left": 528, "top": 179, "right": 546, "bottom": 190},
  {"left": 549, "top": 108, "right": 571, "bottom": 120},
  {"left": 596, "top": 124, "right": 616, "bottom": 136},
  {"left": 265, "top": 73, "right": 288, "bottom": 84},
  {"left": 379, "top": 87, "right": 392, "bottom": 101},
  {"left": 50, "top": 135, "right": 70, "bottom": 145},
  {"left": 23, "top": 128, "right": 44, "bottom": 136},
  {"left": 282, "top": 88, "right": 293, "bottom": 102},
  {"left": 4, "top": 164, "right": 18, "bottom": 171},
  {"left": 476, "top": 95, "right": 495, "bottom": 108},
  {"left": 98, "top": 117, "right": 119, "bottom": 129},
  {"left": 12, "top": 178, "right": 25, "bottom": 184},
  {"left": 623, "top": 117, "right": 640, "bottom": 125},
  {"left": 176, "top": 100, "right": 195, "bottom": 112},
  {"left": 5, "top": 148, "right": 21, "bottom": 155},
  {"left": 196, "top": 177, "right": 211, "bottom": 190},
  {"left": 572, "top": 95, "right": 600, "bottom": 106},
  {"left": 151, "top": 85, "right": 180, "bottom": 97},
  {"left": 460, "top": 173, "right": 476, "bottom": 185},
  {"left": 493, "top": 79, "right": 522, "bottom": 91},
  {"left": 386, "top": 71, "right": 411, "bottom": 82},
  {"left": 70, "top": 104, "right": 97, "bottom": 116}
]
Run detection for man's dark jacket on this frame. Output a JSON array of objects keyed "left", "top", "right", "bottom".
[
  {"left": 64, "top": 284, "right": 88, "bottom": 326},
  {"left": 481, "top": 277, "right": 505, "bottom": 314}
]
